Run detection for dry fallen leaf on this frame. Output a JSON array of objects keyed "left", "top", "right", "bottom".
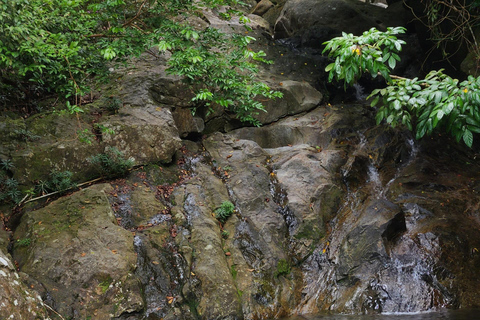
[
  {"left": 152, "top": 261, "right": 159, "bottom": 265},
  {"left": 167, "top": 296, "right": 174, "bottom": 304},
  {"left": 81, "top": 252, "right": 86, "bottom": 257}
]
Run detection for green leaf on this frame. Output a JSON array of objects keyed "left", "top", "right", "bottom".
[
  {"left": 467, "top": 125, "right": 480, "bottom": 134},
  {"left": 393, "top": 99, "right": 401, "bottom": 110},
  {"left": 388, "top": 56, "right": 396, "bottom": 69},
  {"left": 463, "top": 129, "right": 473, "bottom": 147},
  {"left": 375, "top": 108, "right": 385, "bottom": 124},
  {"left": 437, "top": 110, "right": 444, "bottom": 120}
]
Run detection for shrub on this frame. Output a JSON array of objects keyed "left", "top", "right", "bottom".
[
  {"left": 323, "top": 27, "right": 480, "bottom": 147},
  {"left": 0, "top": 0, "right": 282, "bottom": 124},
  {"left": 47, "top": 170, "right": 77, "bottom": 192}
]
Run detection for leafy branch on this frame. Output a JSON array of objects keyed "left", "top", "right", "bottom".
[
  {"left": 323, "top": 26, "right": 480, "bottom": 147},
  {"left": 323, "top": 27, "right": 406, "bottom": 88}
]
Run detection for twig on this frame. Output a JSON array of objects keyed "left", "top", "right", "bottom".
[
  {"left": 44, "top": 303, "right": 65, "bottom": 320},
  {"left": 390, "top": 74, "right": 410, "bottom": 81},
  {"left": 123, "top": 0, "right": 148, "bottom": 27},
  {"left": 22, "top": 177, "right": 104, "bottom": 205}
]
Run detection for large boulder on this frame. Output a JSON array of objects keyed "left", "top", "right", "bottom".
[
  {"left": 1, "top": 103, "right": 181, "bottom": 187},
  {"left": 13, "top": 184, "right": 143, "bottom": 319},
  {"left": 100, "top": 105, "right": 182, "bottom": 164},
  {"left": 255, "top": 80, "right": 323, "bottom": 124}
]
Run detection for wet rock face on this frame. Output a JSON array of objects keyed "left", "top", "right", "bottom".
[
  {"left": 295, "top": 127, "right": 480, "bottom": 315},
  {"left": 274, "top": 0, "right": 409, "bottom": 46},
  {"left": 13, "top": 184, "right": 142, "bottom": 319}
]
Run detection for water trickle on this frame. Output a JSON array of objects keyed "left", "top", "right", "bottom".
[
  {"left": 367, "top": 163, "right": 385, "bottom": 198},
  {"left": 112, "top": 191, "right": 136, "bottom": 229},
  {"left": 109, "top": 147, "right": 202, "bottom": 319},
  {"left": 267, "top": 160, "right": 298, "bottom": 236}
]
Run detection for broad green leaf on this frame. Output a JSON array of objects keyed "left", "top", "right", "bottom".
[{"left": 463, "top": 129, "right": 473, "bottom": 147}]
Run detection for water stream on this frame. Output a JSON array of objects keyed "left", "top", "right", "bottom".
[{"left": 281, "top": 308, "right": 480, "bottom": 320}]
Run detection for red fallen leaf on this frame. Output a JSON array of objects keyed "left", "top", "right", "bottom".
[
  {"left": 112, "top": 250, "right": 117, "bottom": 254},
  {"left": 226, "top": 154, "right": 233, "bottom": 159},
  {"left": 81, "top": 252, "right": 86, "bottom": 257},
  {"left": 225, "top": 252, "right": 231, "bottom": 256}
]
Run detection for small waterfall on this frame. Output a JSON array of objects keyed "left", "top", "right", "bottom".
[
  {"left": 384, "top": 137, "right": 419, "bottom": 192},
  {"left": 353, "top": 83, "right": 368, "bottom": 101},
  {"left": 367, "top": 163, "right": 384, "bottom": 198}
]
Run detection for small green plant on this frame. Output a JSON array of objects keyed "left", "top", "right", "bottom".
[
  {"left": 105, "top": 97, "right": 123, "bottom": 113},
  {"left": 13, "top": 129, "right": 41, "bottom": 142},
  {"left": 88, "top": 147, "right": 134, "bottom": 178},
  {"left": 16, "top": 238, "right": 32, "bottom": 247},
  {"left": 93, "top": 123, "right": 115, "bottom": 136},
  {"left": 221, "top": 230, "right": 230, "bottom": 239},
  {"left": 274, "top": 259, "right": 291, "bottom": 278},
  {"left": 46, "top": 170, "right": 77, "bottom": 192},
  {"left": 0, "top": 176, "right": 22, "bottom": 204},
  {"left": 215, "top": 201, "right": 235, "bottom": 224},
  {"left": 0, "top": 159, "right": 14, "bottom": 171},
  {"left": 0, "top": 158, "right": 21, "bottom": 204},
  {"left": 98, "top": 276, "right": 113, "bottom": 294},
  {"left": 77, "top": 128, "right": 95, "bottom": 145}
]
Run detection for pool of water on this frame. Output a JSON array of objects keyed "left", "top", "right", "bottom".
[{"left": 281, "top": 309, "right": 480, "bottom": 320}]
